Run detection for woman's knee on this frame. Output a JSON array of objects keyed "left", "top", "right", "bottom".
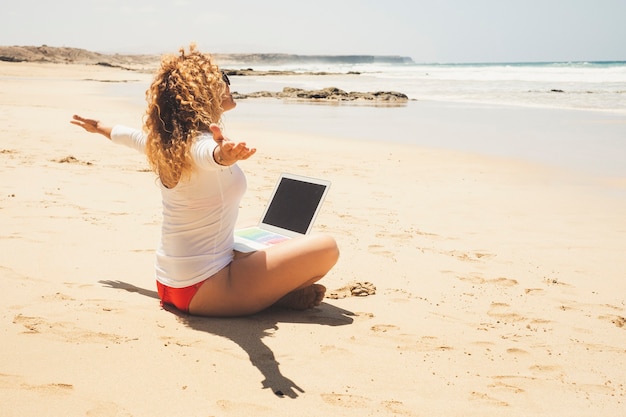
[{"left": 310, "top": 233, "right": 340, "bottom": 267}]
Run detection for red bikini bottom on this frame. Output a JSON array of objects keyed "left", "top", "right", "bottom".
[{"left": 156, "top": 280, "right": 206, "bottom": 313}]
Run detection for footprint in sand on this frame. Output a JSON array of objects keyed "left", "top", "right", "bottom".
[
  {"left": 370, "top": 324, "right": 399, "bottom": 333},
  {"left": 544, "top": 277, "right": 573, "bottom": 287},
  {"left": 381, "top": 400, "right": 414, "bottom": 416},
  {"left": 487, "top": 303, "right": 526, "bottom": 323},
  {"left": 327, "top": 282, "right": 376, "bottom": 299},
  {"left": 368, "top": 244, "right": 396, "bottom": 259},
  {"left": 529, "top": 364, "right": 562, "bottom": 374},
  {"left": 446, "top": 250, "right": 496, "bottom": 262},
  {"left": 0, "top": 373, "right": 74, "bottom": 396},
  {"left": 321, "top": 393, "right": 371, "bottom": 408},
  {"left": 469, "top": 391, "right": 509, "bottom": 407},
  {"left": 598, "top": 315, "right": 626, "bottom": 328},
  {"left": 506, "top": 347, "right": 529, "bottom": 355},
  {"left": 53, "top": 155, "right": 93, "bottom": 166},
  {"left": 488, "top": 277, "right": 518, "bottom": 287},
  {"left": 40, "top": 292, "right": 75, "bottom": 302},
  {"left": 12, "top": 314, "right": 134, "bottom": 344},
  {"left": 489, "top": 379, "right": 525, "bottom": 394},
  {"left": 216, "top": 399, "right": 272, "bottom": 414},
  {"left": 458, "top": 275, "right": 518, "bottom": 286}
]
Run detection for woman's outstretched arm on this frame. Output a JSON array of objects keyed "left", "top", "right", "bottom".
[
  {"left": 70, "top": 115, "right": 112, "bottom": 140},
  {"left": 71, "top": 115, "right": 146, "bottom": 154}
]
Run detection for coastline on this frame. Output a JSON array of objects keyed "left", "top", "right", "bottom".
[
  {"left": 87, "top": 60, "right": 626, "bottom": 179},
  {"left": 225, "top": 98, "right": 626, "bottom": 179},
  {"left": 2, "top": 61, "right": 626, "bottom": 416}
]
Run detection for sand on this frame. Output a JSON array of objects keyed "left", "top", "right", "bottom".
[{"left": 1, "top": 62, "right": 625, "bottom": 417}]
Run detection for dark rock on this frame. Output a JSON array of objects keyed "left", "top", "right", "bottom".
[{"left": 233, "top": 87, "right": 409, "bottom": 103}]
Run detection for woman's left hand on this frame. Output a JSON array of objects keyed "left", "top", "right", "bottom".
[{"left": 210, "top": 124, "right": 256, "bottom": 166}]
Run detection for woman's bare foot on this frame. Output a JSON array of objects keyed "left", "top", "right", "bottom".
[{"left": 275, "top": 284, "right": 326, "bottom": 310}]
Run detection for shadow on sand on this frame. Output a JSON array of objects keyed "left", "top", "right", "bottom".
[{"left": 99, "top": 280, "right": 355, "bottom": 398}]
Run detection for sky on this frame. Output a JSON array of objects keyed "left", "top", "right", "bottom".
[{"left": 2, "top": 0, "right": 625, "bottom": 63}]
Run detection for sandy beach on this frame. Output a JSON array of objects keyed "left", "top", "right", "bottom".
[{"left": 1, "top": 62, "right": 626, "bottom": 416}]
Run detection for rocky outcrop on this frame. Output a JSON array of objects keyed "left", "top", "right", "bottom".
[
  {"left": 0, "top": 46, "right": 414, "bottom": 68},
  {"left": 0, "top": 46, "right": 412, "bottom": 103},
  {"left": 0, "top": 45, "right": 158, "bottom": 70},
  {"left": 233, "top": 87, "right": 409, "bottom": 103}
]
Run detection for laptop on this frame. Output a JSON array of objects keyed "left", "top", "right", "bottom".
[{"left": 233, "top": 173, "right": 331, "bottom": 253}]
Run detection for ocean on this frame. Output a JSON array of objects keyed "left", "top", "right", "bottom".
[
  {"left": 227, "top": 60, "right": 626, "bottom": 115},
  {"left": 107, "top": 59, "right": 626, "bottom": 178}
]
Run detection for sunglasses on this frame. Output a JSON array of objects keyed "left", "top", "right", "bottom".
[{"left": 221, "top": 70, "right": 230, "bottom": 86}]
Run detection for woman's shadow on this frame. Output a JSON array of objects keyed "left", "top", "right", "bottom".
[{"left": 99, "top": 280, "right": 355, "bottom": 398}]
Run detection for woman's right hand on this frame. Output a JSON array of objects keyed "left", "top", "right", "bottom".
[{"left": 70, "top": 115, "right": 112, "bottom": 139}]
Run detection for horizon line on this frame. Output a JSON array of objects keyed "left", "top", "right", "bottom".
[{"left": 2, "top": 45, "right": 625, "bottom": 66}]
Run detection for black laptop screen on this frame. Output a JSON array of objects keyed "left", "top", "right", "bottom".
[{"left": 261, "top": 177, "right": 327, "bottom": 234}]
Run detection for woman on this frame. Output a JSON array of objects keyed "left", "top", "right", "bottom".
[{"left": 71, "top": 44, "right": 339, "bottom": 317}]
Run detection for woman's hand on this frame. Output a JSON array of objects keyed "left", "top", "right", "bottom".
[
  {"left": 70, "top": 115, "right": 112, "bottom": 139},
  {"left": 210, "top": 124, "right": 256, "bottom": 166}
]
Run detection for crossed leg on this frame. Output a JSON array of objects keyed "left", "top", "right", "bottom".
[{"left": 188, "top": 233, "right": 339, "bottom": 317}]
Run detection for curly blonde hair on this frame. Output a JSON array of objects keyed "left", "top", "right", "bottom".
[{"left": 144, "top": 44, "right": 227, "bottom": 188}]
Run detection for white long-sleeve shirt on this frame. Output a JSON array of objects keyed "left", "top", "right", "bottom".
[{"left": 111, "top": 125, "right": 246, "bottom": 288}]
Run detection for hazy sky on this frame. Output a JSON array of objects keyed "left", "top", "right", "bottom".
[{"left": 2, "top": 0, "right": 625, "bottom": 63}]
